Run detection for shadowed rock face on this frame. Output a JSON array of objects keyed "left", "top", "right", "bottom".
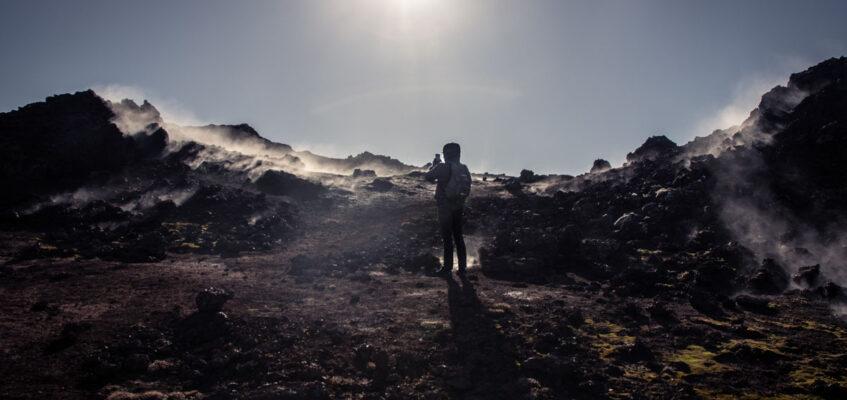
[
  {"left": 590, "top": 159, "right": 612, "bottom": 173},
  {"left": 0, "top": 90, "right": 167, "bottom": 207},
  {"left": 255, "top": 169, "right": 326, "bottom": 200},
  {"left": 625, "top": 135, "right": 680, "bottom": 164},
  {"left": 479, "top": 57, "right": 847, "bottom": 301},
  {"left": 2, "top": 57, "right": 847, "bottom": 400}
]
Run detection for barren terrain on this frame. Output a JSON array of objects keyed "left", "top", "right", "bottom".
[{"left": 2, "top": 57, "right": 847, "bottom": 399}]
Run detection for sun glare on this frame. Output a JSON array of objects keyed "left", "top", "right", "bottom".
[
  {"left": 376, "top": 0, "right": 457, "bottom": 40},
  {"left": 393, "top": 0, "right": 436, "bottom": 13}
]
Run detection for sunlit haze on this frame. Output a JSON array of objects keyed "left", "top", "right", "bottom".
[{"left": 2, "top": 0, "right": 847, "bottom": 175}]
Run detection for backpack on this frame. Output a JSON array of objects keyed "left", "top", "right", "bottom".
[{"left": 444, "top": 162, "right": 471, "bottom": 202}]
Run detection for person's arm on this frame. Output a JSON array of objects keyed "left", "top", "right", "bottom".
[{"left": 425, "top": 163, "right": 444, "bottom": 182}]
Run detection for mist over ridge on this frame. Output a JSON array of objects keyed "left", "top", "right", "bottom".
[
  {"left": 2, "top": 56, "right": 847, "bottom": 399},
  {"left": 5, "top": 1, "right": 847, "bottom": 397}
]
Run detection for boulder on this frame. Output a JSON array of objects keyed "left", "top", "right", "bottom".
[
  {"left": 610, "top": 339, "right": 655, "bottom": 362},
  {"left": 820, "top": 281, "right": 844, "bottom": 299},
  {"left": 519, "top": 169, "right": 542, "bottom": 183},
  {"left": 792, "top": 264, "right": 821, "bottom": 287},
  {"left": 255, "top": 170, "right": 325, "bottom": 200},
  {"left": 366, "top": 178, "right": 394, "bottom": 192},
  {"left": 352, "top": 168, "right": 376, "bottom": 178},
  {"left": 196, "top": 287, "right": 234, "bottom": 313},
  {"left": 734, "top": 295, "right": 776, "bottom": 315},
  {"left": 401, "top": 253, "right": 440, "bottom": 273},
  {"left": 613, "top": 212, "right": 644, "bottom": 238},
  {"left": 748, "top": 258, "right": 789, "bottom": 294},
  {"left": 590, "top": 159, "right": 612, "bottom": 173},
  {"left": 626, "top": 135, "right": 680, "bottom": 163}
]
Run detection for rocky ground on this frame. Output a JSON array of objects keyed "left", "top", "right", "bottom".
[
  {"left": 2, "top": 58, "right": 847, "bottom": 399},
  {"left": 2, "top": 176, "right": 847, "bottom": 400}
]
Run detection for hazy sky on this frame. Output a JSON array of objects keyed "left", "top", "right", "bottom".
[{"left": 2, "top": 1, "right": 846, "bottom": 175}]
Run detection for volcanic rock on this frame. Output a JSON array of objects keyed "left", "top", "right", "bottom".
[
  {"left": 0, "top": 90, "right": 165, "bottom": 207},
  {"left": 45, "top": 322, "right": 91, "bottom": 354},
  {"left": 610, "top": 339, "right": 655, "bottom": 362},
  {"left": 748, "top": 258, "right": 789, "bottom": 295},
  {"left": 612, "top": 212, "right": 644, "bottom": 238},
  {"left": 352, "top": 168, "right": 376, "bottom": 178},
  {"left": 255, "top": 170, "right": 325, "bottom": 200},
  {"left": 792, "top": 264, "right": 821, "bottom": 287},
  {"left": 195, "top": 287, "right": 234, "bottom": 313},
  {"left": 820, "top": 281, "right": 844, "bottom": 299},
  {"left": 116, "top": 231, "right": 168, "bottom": 263},
  {"left": 353, "top": 343, "right": 391, "bottom": 378},
  {"left": 590, "top": 159, "right": 612, "bottom": 173},
  {"left": 332, "top": 151, "right": 414, "bottom": 175},
  {"left": 694, "top": 263, "right": 736, "bottom": 294},
  {"left": 518, "top": 169, "right": 542, "bottom": 183},
  {"left": 810, "top": 380, "right": 847, "bottom": 400},
  {"left": 689, "top": 291, "right": 724, "bottom": 316},
  {"left": 626, "top": 135, "right": 680, "bottom": 163},
  {"left": 366, "top": 178, "right": 394, "bottom": 192},
  {"left": 734, "top": 295, "right": 776, "bottom": 315}
]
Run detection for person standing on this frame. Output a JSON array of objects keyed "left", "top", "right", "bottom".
[{"left": 425, "top": 142, "right": 471, "bottom": 275}]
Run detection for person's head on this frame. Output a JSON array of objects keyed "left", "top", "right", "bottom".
[{"left": 443, "top": 142, "right": 461, "bottom": 162}]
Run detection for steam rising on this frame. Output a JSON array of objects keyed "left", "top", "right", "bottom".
[
  {"left": 714, "top": 148, "right": 847, "bottom": 286},
  {"left": 92, "top": 79, "right": 846, "bottom": 300},
  {"left": 94, "top": 87, "right": 422, "bottom": 191},
  {"left": 708, "top": 83, "right": 845, "bottom": 291}
]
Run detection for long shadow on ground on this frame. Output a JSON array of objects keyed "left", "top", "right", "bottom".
[{"left": 444, "top": 273, "right": 523, "bottom": 398}]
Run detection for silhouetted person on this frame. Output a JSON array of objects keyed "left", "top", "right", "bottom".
[{"left": 426, "top": 142, "right": 471, "bottom": 275}]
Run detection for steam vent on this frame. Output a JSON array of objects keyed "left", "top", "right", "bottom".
[{"left": 3, "top": 55, "right": 847, "bottom": 398}]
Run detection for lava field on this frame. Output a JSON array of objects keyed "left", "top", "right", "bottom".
[{"left": 1, "top": 58, "right": 847, "bottom": 399}]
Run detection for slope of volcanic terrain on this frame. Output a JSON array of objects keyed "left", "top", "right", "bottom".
[{"left": 2, "top": 58, "right": 847, "bottom": 400}]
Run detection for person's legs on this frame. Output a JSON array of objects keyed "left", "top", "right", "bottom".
[
  {"left": 438, "top": 205, "right": 454, "bottom": 271},
  {"left": 452, "top": 207, "right": 466, "bottom": 271}
]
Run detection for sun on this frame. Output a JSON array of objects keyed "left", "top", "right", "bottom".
[
  {"left": 388, "top": 0, "right": 440, "bottom": 18},
  {"left": 394, "top": 0, "right": 435, "bottom": 10}
]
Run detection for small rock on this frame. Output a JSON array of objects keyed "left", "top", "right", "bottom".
[
  {"left": 590, "top": 159, "right": 612, "bottom": 173},
  {"left": 734, "top": 295, "right": 776, "bottom": 315},
  {"left": 353, "top": 168, "right": 377, "bottom": 178},
  {"left": 366, "top": 178, "right": 394, "bottom": 192},
  {"left": 810, "top": 380, "right": 847, "bottom": 400},
  {"left": 196, "top": 287, "right": 234, "bottom": 313},
  {"left": 611, "top": 339, "right": 655, "bottom": 362},
  {"left": 748, "top": 258, "right": 789, "bottom": 295},
  {"left": 792, "top": 264, "right": 821, "bottom": 287}
]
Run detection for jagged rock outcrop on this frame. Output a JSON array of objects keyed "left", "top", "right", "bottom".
[
  {"left": 300, "top": 150, "right": 417, "bottom": 176},
  {"left": 255, "top": 169, "right": 326, "bottom": 200},
  {"left": 625, "top": 135, "right": 680, "bottom": 163},
  {"left": 0, "top": 90, "right": 167, "bottom": 207},
  {"left": 590, "top": 159, "right": 611, "bottom": 173},
  {"left": 481, "top": 57, "right": 847, "bottom": 302}
]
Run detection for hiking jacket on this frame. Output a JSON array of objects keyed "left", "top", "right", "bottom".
[{"left": 425, "top": 161, "right": 467, "bottom": 206}]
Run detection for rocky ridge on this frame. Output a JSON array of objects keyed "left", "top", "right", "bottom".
[{"left": 0, "top": 58, "right": 846, "bottom": 399}]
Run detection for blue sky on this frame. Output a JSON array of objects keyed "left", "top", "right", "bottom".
[{"left": 2, "top": 0, "right": 846, "bottom": 175}]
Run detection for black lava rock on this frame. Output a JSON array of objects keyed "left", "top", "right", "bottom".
[
  {"left": 196, "top": 287, "right": 234, "bottom": 313},
  {"left": 748, "top": 258, "right": 789, "bottom": 295},
  {"left": 792, "top": 264, "right": 821, "bottom": 287},
  {"left": 590, "top": 159, "right": 612, "bottom": 173},
  {"left": 255, "top": 170, "right": 325, "bottom": 200}
]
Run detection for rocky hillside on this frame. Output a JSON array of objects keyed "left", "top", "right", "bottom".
[{"left": 0, "top": 58, "right": 846, "bottom": 400}]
